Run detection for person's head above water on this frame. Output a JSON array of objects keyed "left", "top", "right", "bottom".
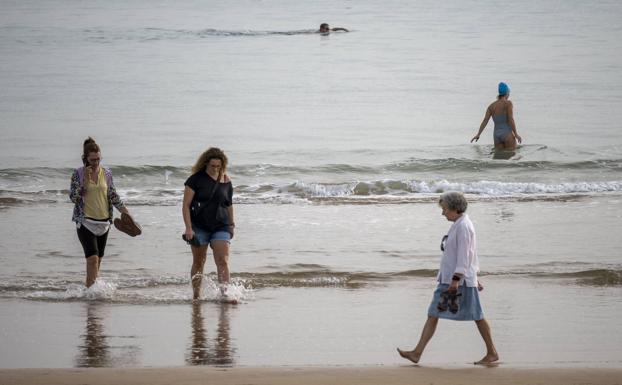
[
  {"left": 498, "top": 82, "right": 510, "bottom": 97},
  {"left": 317, "top": 23, "right": 348, "bottom": 33}
]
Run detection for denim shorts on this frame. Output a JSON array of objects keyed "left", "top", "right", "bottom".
[{"left": 192, "top": 224, "right": 231, "bottom": 247}]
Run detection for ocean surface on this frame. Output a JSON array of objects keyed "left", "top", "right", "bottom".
[{"left": 1, "top": 0, "right": 621, "bottom": 369}]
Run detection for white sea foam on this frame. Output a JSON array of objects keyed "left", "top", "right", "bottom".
[
  {"left": 292, "top": 181, "right": 356, "bottom": 197},
  {"left": 27, "top": 280, "right": 118, "bottom": 301},
  {"left": 200, "top": 276, "right": 254, "bottom": 304},
  {"left": 262, "top": 180, "right": 622, "bottom": 201},
  {"left": 409, "top": 180, "right": 622, "bottom": 195}
]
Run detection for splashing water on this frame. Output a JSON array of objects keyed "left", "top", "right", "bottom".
[
  {"left": 199, "top": 275, "right": 253, "bottom": 304},
  {"left": 27, "top": 279, "right": 118, "bottom": 301}
]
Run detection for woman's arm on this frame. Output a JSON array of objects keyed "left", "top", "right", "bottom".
[
  {"left": 225, "top": 176, "right": 235, "bottom": 238},
  {"left": 450, "top": 225, "right": 472, "bottom": 292},
  {"left": 507, "top": 101, "right": 521, "bottom": 143},
  {"left": 471, "top": 106, "right": 492, "bottom": 143},
  {"left": 227, "top": 205, "right": 235, "bottom": 239},
  {"left": 69, "top": 169, "right": 83, "bottom": 204},
  {"left": 182, "top": 186, "right": 195, "bottom": 239}
]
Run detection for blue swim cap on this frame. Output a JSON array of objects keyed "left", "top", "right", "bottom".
[{"left": 498, "top": 82, "right": 510, "bottom": 96}]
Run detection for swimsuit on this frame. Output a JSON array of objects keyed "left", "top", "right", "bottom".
[{"left": 492, "top": 114, "right": 512, "bottom": 145}]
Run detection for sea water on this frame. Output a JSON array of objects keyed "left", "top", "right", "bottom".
[{"left": 1, "top": 0, "right": 621, "bottom": 368}]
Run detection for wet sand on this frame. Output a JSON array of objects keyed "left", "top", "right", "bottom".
[{"left": 2, "top": 366, "right": 622, "bottom": 385}]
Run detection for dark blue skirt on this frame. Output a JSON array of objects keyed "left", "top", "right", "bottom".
[{"left": 427, "top": 283, "right": 484, "bottom": 321}]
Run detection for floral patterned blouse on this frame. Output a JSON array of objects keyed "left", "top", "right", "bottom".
[{"left": 69, "top": 166, "right": 125, "bottom": 224}]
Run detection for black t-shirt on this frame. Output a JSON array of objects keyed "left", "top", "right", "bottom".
[{"left": 184, "top": 171, "right": 233, "bottom": 231}]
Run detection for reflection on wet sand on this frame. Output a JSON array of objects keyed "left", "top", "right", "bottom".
[
  {"left": 75, "top": 303, "right": 140, "bottom": 367},
  {"left": 75, "top": 303, "right": 111, "bottom": 367},
  {"left": 186, "top": 302, "right": 235, "bottom": 366},
  {"left": 494, "top": 205, "right": 515, "bottom": 223}
]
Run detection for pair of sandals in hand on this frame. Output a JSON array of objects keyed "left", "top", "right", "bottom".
[
  {"left": 437, "top": 290, "right": 461, "bottom": 314},
  {"left": 113, "top": 213, "right": 142, "bottom": 237}
]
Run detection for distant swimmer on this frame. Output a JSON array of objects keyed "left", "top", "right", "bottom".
[
  {"left": 471, "top": 82, "right": 522, "bottom": 150},
  {"left": 317, "top": 23, "right": 349, "bottom": 34}
]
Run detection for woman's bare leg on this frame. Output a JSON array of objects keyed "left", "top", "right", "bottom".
[
  {"left": 397, "top": 316, "right": 439, "bottom": 364},
  {"left": 502, "top": 133, "right": 517, "bottom": 150},
  {"left": 211, "top": 240, "right": 230, "bottom": 285},
  {"left": 190, "top": 245, "right": 208, "bottom": 299},
  {"left": 474, "top": 319, "right": 499, "bottom": 364},
  {"left": 85, "top": 255, "right": 100, "bottom": 287}
]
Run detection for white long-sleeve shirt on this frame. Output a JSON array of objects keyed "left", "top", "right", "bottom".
[{"left": 437, "top": 214, "right": 480, "bottom": 287}]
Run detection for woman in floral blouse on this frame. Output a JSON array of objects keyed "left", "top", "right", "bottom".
[{"left": 69, "top": 137, "right": 130, "bottom": 287}]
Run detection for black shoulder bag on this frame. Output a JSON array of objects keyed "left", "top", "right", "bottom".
[{"left": 190, "top": 179, "right": 219, "bottom": 229}]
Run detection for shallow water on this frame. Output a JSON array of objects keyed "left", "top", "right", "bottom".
[
  {"left": 2, "top": 199, "right": 621, "bottom": 298},
  {"left": 1, "top": 199, "right": 622, "bottom": 367},
  {"left": 2, "top": 277, "right": 622, "bottom": 368}
]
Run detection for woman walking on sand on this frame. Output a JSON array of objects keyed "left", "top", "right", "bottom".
[
  {"left": 397, "top": 192, "right": 499, "bottom": 365},
  {"left": 471, "top": 82, "right": 522, "bottom": 150},
  {"left": 182, "top": 147, "right": 235, "bottom": 301}
]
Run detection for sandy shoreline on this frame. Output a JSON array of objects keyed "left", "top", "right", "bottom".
[{"left": 2, "top": 366, "right": 622, "bottom": 385}]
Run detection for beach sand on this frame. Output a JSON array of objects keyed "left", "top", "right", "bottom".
[{"left": 2, "top": 366, "right": 622, "bottom": 385}]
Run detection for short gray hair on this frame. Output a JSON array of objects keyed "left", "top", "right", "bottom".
[{"left": 439, "top": 192, "right": 468, "bottom": 214}]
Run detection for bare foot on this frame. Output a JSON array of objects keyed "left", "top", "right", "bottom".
[
  {"left": 474, "top": 353, "right": 499, "bottom": 365},
  {"left": 397, "top": 348, "right": 421, "bottom": 364},
  {"left": 219, "top": 286, "right": 239, "bottom": 304}
]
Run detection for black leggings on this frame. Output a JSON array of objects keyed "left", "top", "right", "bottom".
[{"left": 77, "top": 225, "right": 109, "bottom": 258}]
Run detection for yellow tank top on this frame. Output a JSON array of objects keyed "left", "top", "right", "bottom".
[{"left": 83, "top": 168, "right": 109, "bottom": 220}]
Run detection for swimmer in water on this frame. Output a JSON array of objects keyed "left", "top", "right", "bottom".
[
  {"left": 318, "top": 23, "right": 349, "bottom": 34},
  {"left": 471, "top": 82, "right": 522, "bottom": 150}
]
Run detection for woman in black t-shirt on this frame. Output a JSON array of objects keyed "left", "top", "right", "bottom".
[{"left": 182, "top": 147, "right": 235, "bottom": 300}]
